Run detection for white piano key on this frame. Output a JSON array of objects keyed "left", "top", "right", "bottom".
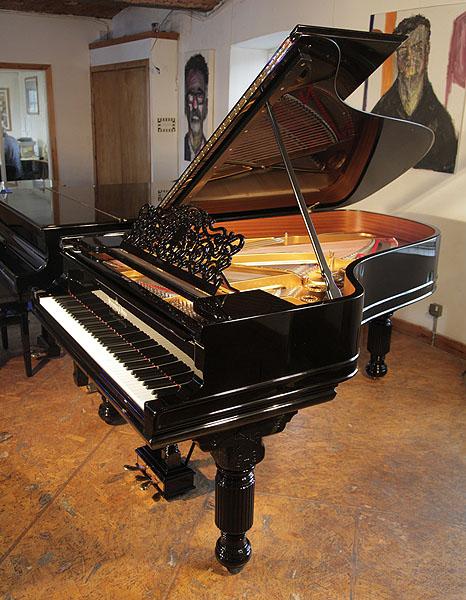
[
  {"left": 39, "top": 296, "right": 168, "bottom": 410},
  {"left": 93, "top": 289, "right": 202, "bottom": 377}
]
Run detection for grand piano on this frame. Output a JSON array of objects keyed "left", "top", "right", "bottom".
[
  {"left": 0, "top": 183, "right": 151, "bottom": 368},
  {"left": 32, "top": 25, "right": 439, "bottom": 572}
]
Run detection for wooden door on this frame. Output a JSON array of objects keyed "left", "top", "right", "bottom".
[{"left": 91, "top": 60, "right": 150, "bottom": 184}]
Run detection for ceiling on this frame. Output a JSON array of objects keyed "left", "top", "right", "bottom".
[{"left": 0, "top": 0, "right": 224, "bottom": 19}]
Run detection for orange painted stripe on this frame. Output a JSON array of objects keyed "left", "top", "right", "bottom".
[{"left": 381, "top": 12, "right": 398, "bottom": 95}]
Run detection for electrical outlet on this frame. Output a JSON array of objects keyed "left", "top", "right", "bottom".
[{"left": 429, "top": 303, "right": 443, "bottom": 317}]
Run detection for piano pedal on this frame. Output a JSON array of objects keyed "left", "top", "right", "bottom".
[
  {"left": 139, "top": 479, "right": 153, "bottom": 491},
  {"left": 133, "top": 444, "right": 195, "bottom": 500},
  {"left": 86, "top": 382, "right": 98, "bottom": 394},
  {"left": 31, "top": 344, "right": 60, "bottom": 360},
  {"left": 30, "top": 347, "right": 48, "bottom": 360}
]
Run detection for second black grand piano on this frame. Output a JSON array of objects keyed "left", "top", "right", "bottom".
[{"left": 33, "top": 25, "right": 440, "bottom": 572}]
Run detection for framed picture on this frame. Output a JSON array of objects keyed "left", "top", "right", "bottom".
[
  {"left": 0, "top": 88, "right": 11, "bottom": 130},
  {"left": 182, "top": 49, "right": 215, "bottom": 165},
  {"left": 25, "top": 76, "right": 39, "bottom": 115},
  {"left": 365, "top": 4, "right": 466, "bottom": 174}
]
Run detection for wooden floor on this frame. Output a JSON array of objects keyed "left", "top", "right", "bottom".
[{"left": 0, "top": 316, "right": 465, "bottom": 599}]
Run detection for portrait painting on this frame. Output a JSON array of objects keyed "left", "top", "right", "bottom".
[
  {"left": 366, "top": 4, "right": 466, "bottom": 174},
  {"left": 0, "top": 88, "right": 11, "bottom": 131},
  {"left": 183, "top": 50, "right": 214, "bottom": 165}
]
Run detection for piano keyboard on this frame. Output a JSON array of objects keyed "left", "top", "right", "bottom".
[{"left": 39, "top": 291, "right": 197, "bottom": 410}]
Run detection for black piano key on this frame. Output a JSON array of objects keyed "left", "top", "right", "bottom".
[
  {"left": 151, "top": 384, "right": 180, "bottom": 397},
  {"left": 56, "top": 293, "right": 195, "bottom": 390},
  {"left": 160, "top": 362, "right": 191, "bottom": 376},
  {"left": 131, "top": 367, "right": 164, "bottom": 378},
  {"left": 106, "top": 341, "right": 132, "bottom": 350},
  {"left": 144, "top": 379, "right": 174, "bottom": 390},
  {"left": 111, "top": 325, "right": 139, "bottom": 335},
  {"left": 146, "top": 379, "right": 178, "bottom": 390},
  {"left": 174, "top": 372, "right": 194, "bottom": 385},
  {"left": 122, "top": 332, "right": 148, "bottom": 343},
  {"left": 148, "top": 353, "right": 178, "bottom": 366},
  {"left": 113, "top": 350, "right": 147, "bottom": 361},
  {"left": 121, "top": 358, "right": 153, "bottom": 369},
  {"left": 143, "top": 371, "right": 193, "bottom": 388},
  {"left": 138, "top": 346, "right": 170, "bottom": 359},
  {"left": 132, "top": 339, "right": 157, "bottom": 350}
]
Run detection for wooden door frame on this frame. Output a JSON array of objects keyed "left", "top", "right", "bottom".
[
  {"left": 90, "top": 58, "right": 151, "bottom": 185},
  {"left": 0, "top": 62, "right": 59, "bottom": 181}
]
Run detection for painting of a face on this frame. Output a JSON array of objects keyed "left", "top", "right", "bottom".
[
  {"left": 396, "top": 24, "right": 430, "bottom": 80},
  {"left": 185, "top": 68, "right": 207, "bottom": 136}
]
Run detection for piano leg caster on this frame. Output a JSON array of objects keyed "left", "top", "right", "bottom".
[
  {"left": 98, "top": 397, "right": 126, "bottom": 426},
  {"left": 365, "top": 314, "right": 392, "bottom": 379},
  {"left": 215, "top": 532, "right": 251, "bottom": 574}
]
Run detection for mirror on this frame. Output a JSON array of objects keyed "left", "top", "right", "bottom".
[{"left": 0, "top": 64, "right": 57, "bottom": 186}]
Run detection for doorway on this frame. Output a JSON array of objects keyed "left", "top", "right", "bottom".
[
  {"left": 0, "top": 62, "right": 58, "bottom": 184},
  {"left": 91, "top": 59, "right": 151, "bottom": 185}
]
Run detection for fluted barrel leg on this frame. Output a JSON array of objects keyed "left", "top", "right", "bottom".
[
  {"left": 366, "top": 313, "right": 393, "bottom": 378},
  {"left": 196, "top": 413, "right": 296, "bottom": 573},
  {"left": 214, "top": 466, "right": 255, "bottom": 573}
]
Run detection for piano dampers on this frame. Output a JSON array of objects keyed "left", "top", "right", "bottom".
[{"left": 121, "top": 204, "right": 245, "bottom": 296}]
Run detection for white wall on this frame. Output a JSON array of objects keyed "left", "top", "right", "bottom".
[
  {"left": 0, "top": 10, "right": 108, "bottom": 184},
  {"left": 111, "top": 7, "right": 172, "bottom": 37},
  {"left": 114, "top": 0, "right": 466, "bottom": 346},
  {"left": 229, "top": 46, "right": 269, "bottom": 108}
]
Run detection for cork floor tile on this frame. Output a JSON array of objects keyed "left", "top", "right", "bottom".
[
  {"left": 164, "top": 494, "right": 356, "bottom": 600},
  {"left": 0, "top": 323, "right": 465, "bottom": 598},
  {"left": 353, "top": 511, "right": 466, "bottom": 600},
  {"left": 0, "top": 355, "right": 115, "bottom": 556},
  {"left": 0, "top": 430, "right": 212, "bottom": 600}
]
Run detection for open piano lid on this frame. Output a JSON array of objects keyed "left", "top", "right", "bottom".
[
  {"left": 160, "top": 24, "right": 434, "bottom": 217},
  {"left": 119, "top": 25, "right": 435, "bottom": 299}
]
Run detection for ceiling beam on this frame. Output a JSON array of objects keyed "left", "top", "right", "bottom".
[{"left": 0, "top": 0, "right": 222, "bottom": 19}]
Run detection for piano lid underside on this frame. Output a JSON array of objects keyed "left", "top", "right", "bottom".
[{"left": 180, "top": 83, "right": 380, "bottom": 215}]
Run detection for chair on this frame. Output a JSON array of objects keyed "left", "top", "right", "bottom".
[
  {"left": 5, "top": 164, "right": 20, "bottom": 181},
  {"left": 0, "top": 277, "right": 32, "bottom": 377}
]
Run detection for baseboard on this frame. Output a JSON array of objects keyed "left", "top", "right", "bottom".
[{"left": 392, "top": 318, "right": 466, "bottom": 360}]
